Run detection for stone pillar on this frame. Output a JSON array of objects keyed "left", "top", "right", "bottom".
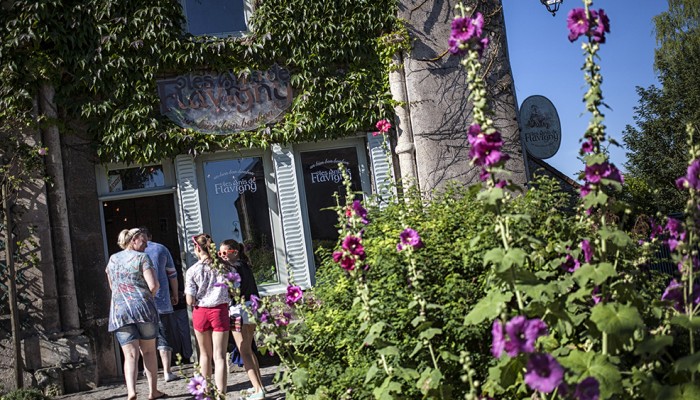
[{"left": 397, "top": 0, "right": 526, "bottom": 195}]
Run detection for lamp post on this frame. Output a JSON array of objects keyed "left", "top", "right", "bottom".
[{"left": 541, "top": 0, "right": 563, "bottom": 16}]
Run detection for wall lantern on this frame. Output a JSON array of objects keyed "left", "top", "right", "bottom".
[{"left": 541, "top": 0, "right": 563, "bottom": 16}]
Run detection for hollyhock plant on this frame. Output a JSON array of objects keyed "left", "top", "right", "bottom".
[
  {"left": 351, "top": 199, "right": 370, "bottom": 224},
  {"left": 524, "top": 353, "right": 565, "bottom": 393},
  {"left": 676, "top": 159, "right": 700, "bottom": 190},
  {"left": 275, "top": 311, "right": 292, "bottom": 327},
  {"left": 574, "top": 377, "right": 601, "bottom": 400},
  {"left": 567, "top": 8, "right": 590, "bottom": 42},
  {"left": 448, "top": 12, "right": 488, "bottom": 56},
  {"left": 562, "top": 253, "right": 581, "bottom": 273},
  {"left": 342, "top": 235, "right": 366, "bottom": 259},
  {"left": 590, "top": 9, "right": 610, "bottom": 44},
  {"left": 188, "top": 375, "right": 207, "bottom": 397},
  {"left": 286, "top": 285, "right": 303, "bottom": 306},
  {"left": 581, "top": 239, "right": 592, "bottom": 263},
  {"left": 491, "top": 320, "right": 506, "bottom": 358},
  {"left": 374, "top": 119, "right": 392, "bottom": 136},
  {"left": 467, "top": 125, "right": 509, "bottom": 168},
  {"left": 492, "top": 316, "right": 548, "bottom": 358},
  {"left": 581, "top": 137, "right": 594, "bottom": 154},
  {"left": 397, "top": 228, "right": 424, "bottom": 251},
  {"left": 250, "top": 294, "right": 260, "bottom": 313}
]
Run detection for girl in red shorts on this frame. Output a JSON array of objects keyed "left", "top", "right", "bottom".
[{"left": 185, "top": 234, "right": 231, "bottom": 396}]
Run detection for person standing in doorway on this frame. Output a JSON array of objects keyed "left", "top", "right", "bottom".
[
  {"left": 106, "top": 228, "right": 167, "bottom": 400},
  {"left": 185, "top": 234, "right": 230, "bottom": 397},
  {"left": 139, "top": 226, "right": 180, "bottom": 382},
  {"left": 219, "top": 239, "right": 265, "bottom": 400}
]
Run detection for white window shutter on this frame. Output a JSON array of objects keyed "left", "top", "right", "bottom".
[
  {"left": 174, "top": 154, "right": 203, "bottom": 269},
  {"left": 271, "top": 144, "right": 313, "bottom": 289},
  {"left": 367, "top": 133, "right": 396, "bottom": 208}
]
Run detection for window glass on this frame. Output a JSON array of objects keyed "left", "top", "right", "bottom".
[
  {"left": 183, "top": 0, "right": 247, "bottom": 37},
  {"left": 108, "top": 166, "right": 165, "bottom": 192},
  {"left": 203, "top": 158, "right": 277, "bottom": 284},
  {"left": 300, "top": 148, "right": 363, "bottom": 249}
]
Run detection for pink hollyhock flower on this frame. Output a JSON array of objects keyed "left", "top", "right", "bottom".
[
  {"left": 286, "top": 285, "right": 303, "bottom": 306},
  {"left": 397, "top": 228, "right": 424, "bottom": 251},
  {"left": 562, "top": 253, "right": 581, "bottom": 273},
  {"left": 590, "top": 9, "right": 610, "bottom": 44},
  {"left": 524, "top": 353, "right": 565, "bottom": 393},
  {"left": 38, "top": 148, "right": 48, "bottom": 156},
  {"left": 581, "top": 137, "right": 594, "bottom": 154},
  {"left": 491, "top": 320, "right": 506, "bottom": 358},
  {"left": 342, "top": 235, "right": 366, "bottom": 259},
  {"left": 581, "top": 239, "right": 592, "bottom": 263},
  {"left": 574, "top": 377, "right": 600, "bottom": 400},
  {"left": 188, "top": 375, "right": 207, "bottom": 396},
  {"left": 567, "top": 8, "right": 590, "bottom": 42}
]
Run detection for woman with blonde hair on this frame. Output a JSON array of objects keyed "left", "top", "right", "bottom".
[
  {"left": 185, "top": 233, "right": 230, "bottom": 397},
  {"left": 106, "top": 228, "right": 166, "bottom": 400}
]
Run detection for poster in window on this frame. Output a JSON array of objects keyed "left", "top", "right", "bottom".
[
  {"left": 203, "top": 158, "right": 277, "bottom": 283},
  {"left": 300, "top": 148, "right": 362, "bottom": 244}
]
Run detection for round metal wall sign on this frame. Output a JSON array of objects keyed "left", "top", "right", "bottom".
[{"left": 519, "top": 95, "right": 561, "bottom": 160}]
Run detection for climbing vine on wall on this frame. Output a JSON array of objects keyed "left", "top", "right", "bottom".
[{"left": 0, "top": 0, "right": 407, "bottom": 165}]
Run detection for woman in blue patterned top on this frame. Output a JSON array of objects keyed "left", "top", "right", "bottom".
[{"left": 106, "top": 228, "right": 166, "bottom": 400}]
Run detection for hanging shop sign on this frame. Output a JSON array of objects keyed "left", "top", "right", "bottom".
[
  {"left": 519, "top": 95, "right": 561, "bottom": 159},
  {"left": 156, "top": 65, "right": 293, "bottom": 134}
]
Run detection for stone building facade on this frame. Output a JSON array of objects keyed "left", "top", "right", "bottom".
[{"left": 0, "top": 0, "right": 568, "bottom": 395}]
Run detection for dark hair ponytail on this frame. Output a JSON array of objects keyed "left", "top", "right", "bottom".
[{"left": 221, "top": 238, "right": 250, "bottom": 263}]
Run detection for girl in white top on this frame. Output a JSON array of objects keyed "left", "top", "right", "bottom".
[{"left": 184, "top": 233, "right": 230, "bottom": 396}]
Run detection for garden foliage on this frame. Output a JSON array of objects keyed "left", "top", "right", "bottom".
[{"left": 249, "top": 1, "right": 700, "bottom": 399}]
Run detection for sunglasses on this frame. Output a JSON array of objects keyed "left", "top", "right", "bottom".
[{"left": 218, "top": 249, "right": 239, "bottom": 257}]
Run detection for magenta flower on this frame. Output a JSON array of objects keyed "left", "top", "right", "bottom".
[
  {"left": 581, "top": 137, "right": 594, "bottom": 154},
  {"left": 275, "top": 312, "right": 292, "bottom": 327},
  {"left": 250, "top": 294, "right": 260, "bottom": 313},
  {"left": 286, "top": 285, "right": 303, "bottom": 306},
  {"left": 493, "top": 316, "right": 548, "bottom": 358},
  {"left": 375, "top": 119, "right": 391, "bottom": 133},
  {"left": 592, "top": 286, "right": 602, "bottom": 305},
  {"left": 491, "top": 320, "right": 506, "bottom": 358},
  {"left": 448, "top": 13, "right": 488, "bottom": 56},
  {"left": 579, "top": 183, "right": 592, "bottom": 198},
  {"left": 340, "top": 255, "right": 356, "bottom": 271},
  {"left": 581, "top": 240, "right": 592, "bottom": 263},
  {"left": 567, "top": 8, "right": 590, "bottom": 42},
  {"left": 225, "top": 271, "right": 241, "bottom": 284},
  {"left": 397, "top": 228, "right": 424, "bottom": 251},
  {"left": 342, "top": 235, "right": 366, "bottom": 259},
  {"left": 37, "top": 147, "right": 48, "bottom": 156},
  {"left": 351, "top": 200, "right": 370, "bottom": 224},
  {"left": 661, "top": 280, "right": 700, "bottom": 312},
  {"left": 665, "top": 217, "right": 686, "bottom": 251},
  {"left": 562, "top": 254, "right": 581, "bottom": 273},
  {"left": 260, "top": 311, "right": 270, "bottom": 323},
  {"left": 524, "top": 353, "right": 565, "bottom": 393},
  {"left": 188, "top": 375, "right": 207, "bottom": 396},
  {"left": 574, "top": 377, "right": 600, "bottom": 400},
  {"left": 678, "top": 159, "right": 700, "bottom": 190},
  {"left": 468, "top": 126, "right": 509, "bottom": 168},
  {"left": 332, "top": 251, "right": 343, "bottom": 262},
  {"left": 590, "top": 9, "right": 610, "bottom": 44}
]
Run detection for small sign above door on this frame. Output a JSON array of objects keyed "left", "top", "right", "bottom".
[{"left": 157, "top": 65, "right": 293, "bottom": 134}]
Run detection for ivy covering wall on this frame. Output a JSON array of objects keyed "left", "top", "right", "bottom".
[{"left": 0, "top": 0, "right": 407, "bottom": 165}]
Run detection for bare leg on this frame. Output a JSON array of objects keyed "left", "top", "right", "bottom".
[
  {"left": 194, "top": 330, "right": 213, "bottom": 378},
  {"left": 159, "top": 349, "right": 173, "bottom": 377},
  {"left": 212, "top": 330, "right": 229, "bottom": 395},
  {"left": 121, "top": 341, "right": 140, "bottom": 400},
  {"left": 140, "top": 338, "right": 163, "bottom": 400},
  {"left": 233, "top": 327, "right": 263, "bottom": 393}
]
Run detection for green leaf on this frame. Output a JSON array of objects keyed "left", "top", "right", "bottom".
[
  {"left": 590, "top": 303, "right": 643, "bottom": 335},
  {"left": 635, "top": 335, "right": 674, "bottom": 356},
  {"left": 365, "top": 364, "right": 379, "bottom": 384},
  {"left": 498, "top": 248, "right": 528, "bottom": 273},
  {"left": 573, "top": 262, "right": 616, "bottom": 286},
  {"left": 559, "top": 351, "right": 622, "bottom": 398},
  {"left": 674, "top": 352, "right": 700, "bottom": 373},
  {"left": 670, "top": 314, "right": 700, "bottom": 330},
  {"left": 657, "top": 383, "right": 700, "bottom": 399},
  {"left": 290, "top": 367, "right": 309, "bottom": 388},
  {"left": 464, "top": 290, "right": 513, "bottom": 325}
]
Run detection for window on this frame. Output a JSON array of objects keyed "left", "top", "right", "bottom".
[
  {"left": 181, "top": 0, "right": 251, "bottom": 37},
  {"left": 107, "top": 165, "right": 165, "bottom": 193},
  {"left": 202, "top": 157, "right": 279, "bottom": 284}
]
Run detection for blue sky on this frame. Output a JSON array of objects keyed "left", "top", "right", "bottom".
[{"left": 503, "top": 0, "right": 669, "bottom": 181}]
